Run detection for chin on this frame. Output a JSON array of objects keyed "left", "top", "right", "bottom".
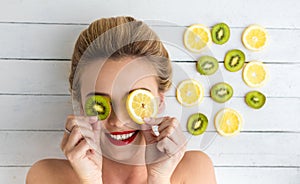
[{"left": 100, "top": 132, "right": 147, "bottom": 165}]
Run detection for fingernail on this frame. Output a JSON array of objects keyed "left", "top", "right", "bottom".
[{"left": 89, "top": 116, "right": 98, "bottom": 122}]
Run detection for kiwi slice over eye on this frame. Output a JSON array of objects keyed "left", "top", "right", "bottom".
[
  {"left": 197, "top": 56, "right": 219, "bottom": 75},
  {"left": 85, "top": 95, "right": 111, "bottom": 120},
  {"left": 245, "top": 91, "right": 266, "bottom": 109},
  {"left": 210, "top": 82, "right": 233, "bottom": 103},
  {"left": 187, "top": 113, "right": 208, "bottom": 135},
  {"left": 224, "top": 49, "right": 245, "bottom": 72},
  {"left": 211, "top": 23, "right": 230, "bottom": 45}
]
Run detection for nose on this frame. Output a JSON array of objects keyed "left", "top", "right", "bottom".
[{"left": 106, "top": 107, "right": 125, "bottom": 128}]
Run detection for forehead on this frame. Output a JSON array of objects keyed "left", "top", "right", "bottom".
[{"left": 80, "top": 57, "right": 158, "bottom": 98}]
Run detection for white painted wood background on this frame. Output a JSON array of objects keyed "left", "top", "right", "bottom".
[{"left": 0, "top": 0, "right": 300, "bottom": 183}]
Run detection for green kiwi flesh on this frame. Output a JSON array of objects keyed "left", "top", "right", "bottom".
[
  {"left": 211, "top": 23, "right": 230, "bottom": 45},
  {"left": 187, "top": 113, "right": 208, "bottom": 135},
  {"left": 210, "top": 82, "right": 233, "bottom": 103},
  {"left": 224, "top": 49, "right": 245, "bottom": 72},
  {"left": 85, "top": 95, "right": 111, "bottom": 120},
  {"left": 245, "top": 91, "right": 266, "bottom": 109},
  {"left": 197, "top": 56, "right": 219, "bottom": 75}
]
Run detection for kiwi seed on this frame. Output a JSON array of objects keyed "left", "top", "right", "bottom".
[
  {"left": 85, "top": 95, "right": 111, "bottom": 120},
  {"left": 245, "top": 91, "right": 266, "bottom": 109},
  {"left": 211, "top": 23, "right": 230, "bottom": 45},
  {"left": 197, "top": 56, "right": 219, "bottom": 75},
  {"left": 187, "top": 113, "right": 208, "bottom": 135},
  {"left": 210, "top": 82, "right": 233, "bottom": 103},
  {"left": 224, "top": 49, "right": 245, "bottom": 72}
]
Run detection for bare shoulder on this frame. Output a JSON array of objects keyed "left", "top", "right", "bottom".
[
  {"left": 26, "top": 159, "right": 79, "bottom": 184},
  {"left": 171, "top": 151, "right": 217, "bottom": 184}
]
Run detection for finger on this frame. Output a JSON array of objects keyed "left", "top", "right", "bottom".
[
  {"left": 86, "top": 148, "right": 102, "bottom": 166},
  {"left": 63, "top": 126, "right": 84, "bottom": 154},
  {"left": 66, "top": 139, "right": 90, "bottom": 161},
  {"left": 157, "top": 117, "right": 178, "bottom": 133},
  {"left": 78, "top": 126, "right": 97, "bottom": 142},
  {"left": 143, "top": 116, "right": 170, "bottom": 126},
  {"left": 60, "top": 131, "right": 70, "bottom": 150},
  {"left": 85, "top": 136, "right": 102, "bottom": 154},
  {"left": 156, "top": 136, "right": 184, "bottom": 156},
  {"left": 89, "top": 118, "right": 102, "bottom": 146},
  {"left": 156, "top": 126, "right": 176, "bottom": 142},
  {"left": 140, "top": 124, "right": 158, "bottom": 145},
  {"left": 65, "top": 115, "right": 93, "bottom": 132}
]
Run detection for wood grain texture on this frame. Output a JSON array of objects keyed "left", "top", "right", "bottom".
[
  {"left": 0, "top": 24, "right": 300, "bottom": 62},
  {"left": 0, "top": 0, "right": 299, "bottom": 28},
  {"left": 1, "top": 60, "right": 299, "bottom": 97},
  {"left": 1, "top": 96, "right": 299, "bottom": 132},
  {"left": 1, "top": 0, "right": 299, "bottom": 183}
]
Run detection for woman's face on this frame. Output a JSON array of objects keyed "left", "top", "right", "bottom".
[{"left": 79, "top": 56, "right": 164, "bottom": 164}]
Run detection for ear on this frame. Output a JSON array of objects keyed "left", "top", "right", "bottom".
[{"left": 157, "top": 91, "right": 166, "bottom": 114}]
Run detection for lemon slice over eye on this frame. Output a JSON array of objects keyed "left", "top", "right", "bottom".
[
  {"left": 243, "top": 61, "right": 269, "bottom": 88},
  {"left": 126, "top": 89, "right": 158, "bottom": 124},
  {"left": 183, "top": 24, "right": 212, "bottom": 53},
  {"left": 176, "top": 79, "right": 204, "bottom": 107},
  {"left": 214, "top": 108, "right": 243, "bottom": 137},
  {"left": 242, "top": 25, "right": 269, "bottom": 51}
]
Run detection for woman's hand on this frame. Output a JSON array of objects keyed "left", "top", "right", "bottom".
[
  {"left": 141, "top": 116, "right": 187, "bottom": 184},
  {"left": 60, "top": 115, "right": 103, "bottom": 184}
]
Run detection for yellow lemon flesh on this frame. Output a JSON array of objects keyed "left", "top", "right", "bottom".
[
  {"left": 243, "top": 61, "right": 269, "bottom": 88},
  {"left": 215, "top": 108, "right": 243, "bottom": 136},
  {"left": 242, "top": 25, "right": 268, "bottom": 51},
  {"left": 126, "top": 89, "right": 158, "bottom": 124},
  {"left": 176, "top": 79, "right": 204, "bottom": 107},
  {"left": 183, "top": 24, "right": 212, "bottom": 53}
]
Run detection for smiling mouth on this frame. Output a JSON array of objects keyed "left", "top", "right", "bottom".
[{"left": 105, "top": 130, "right": 139, "bottom": 146}]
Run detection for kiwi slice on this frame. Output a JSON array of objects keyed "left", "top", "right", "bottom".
[
  {"left": 197, "top": 56, "right": 219, "bottom": 75},
  {"left": 85, "top": 95, "right": 111, "bottom": 120},
  {"left": 210, "top": 82, "right": 233, "bottom": 103},
  {"left": 187, "top": 113, "right": 208, "bottom": 135},
  {"left": 245, "top": 91, "right": 266, "bottom": 109},
  {"left": 211, "top": 23, "right": 230, "bottom": 45},
  {"left": 224, "top": 49, "right": 245, "bottom": 72}
]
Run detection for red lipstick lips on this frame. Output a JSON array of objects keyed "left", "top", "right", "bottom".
[{"left": 105, "top": 130, "right": 139, "bottom": 146}]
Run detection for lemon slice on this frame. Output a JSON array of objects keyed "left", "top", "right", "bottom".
[
  {"left": 176, "top": 79, "right": 204, "bottom": 107},
  {"left": 215, "top": 108, "right": 243, "bottom": 136},
  {"left": 242, "top": 25, "right": 269, "bottom": 51},
  {"left": 126, "top": 89, "right": 158, "bottom": 124},
  {"left": 183, "top": 24, "right": 212, "bottom": 53},
  {"left": 243, "top": 61, "right": 269, "bottom": 88}
]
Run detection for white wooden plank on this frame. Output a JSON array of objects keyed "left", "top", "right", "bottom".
[
  {"left": 215, "top": 167, "right": 300, "bottom": 184},
  {"left": 0, "top": 60, "right": 69, "bottom": 94},
  {"left": 153, "top": 26, "right": 300, "bottom": 62},
  {"left": 1, "top": 166, "right": 299, "bottom": 184},
  {"left": 1, "top": 96, "right": 300, "bottom": 132},
  {"left": 0, "top": 95, "right": 73, "bottom": 130},
  {"left": 1, "top": 60, "right": 299, "bottom": 97},
  {"left": 0, "top": 0, "right": 299, "bottom": 28},
  {"left": 0, "top": 131, "right": 299, "bottom": 167},
  {"left": 1, "top": 24, "right": 300, "bottom": 62},
  {"left": 167, "top": 62, "right": 300, "bottom": 98},
  {"left": 0, "top": 131, "right": 65, "bottom": 166},
  {"left": 0, "top": 167, "right": 29, "bottom": 184},
  {"left": 189, "top": 133, "right": 300, "bottom": 167}
]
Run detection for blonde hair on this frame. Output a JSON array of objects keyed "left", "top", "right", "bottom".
[{"left": 69, "top": 16, "right": 172, "bottom": 104}]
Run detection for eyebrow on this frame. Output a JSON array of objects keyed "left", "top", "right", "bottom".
[{"left": 86, "top": 87, "right": 151, "bottom": 98}]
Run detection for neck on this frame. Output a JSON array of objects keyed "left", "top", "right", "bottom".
[{"left": 102, "top": 156, "right": 148, "bottom": 184}]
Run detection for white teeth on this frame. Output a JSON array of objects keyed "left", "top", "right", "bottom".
[{"left": 109, "top": 132, "right": 135, "bottom": 141}]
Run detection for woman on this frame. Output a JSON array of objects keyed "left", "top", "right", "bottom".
[{"left": 26, "top": 16, "right": 216, "bottom": 184}]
